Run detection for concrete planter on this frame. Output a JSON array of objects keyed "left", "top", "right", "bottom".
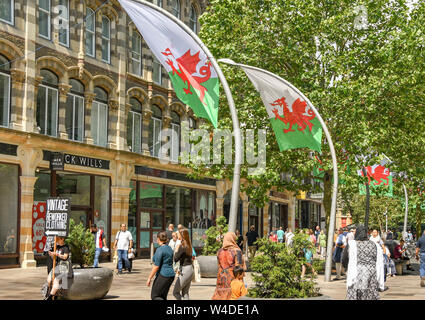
[
  {"left": 61, "top": 267, "right": 113, "bottom": 300},
  {"left": 239, "top": 294, "right": 332, "bottom": 300},
  {"left": 197, "top": 255, "right": 218, "bottom": 278}
]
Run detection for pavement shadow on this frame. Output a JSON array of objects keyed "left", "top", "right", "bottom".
[{"left": 102, "top": 295, "right": 120, "bottom": 299}]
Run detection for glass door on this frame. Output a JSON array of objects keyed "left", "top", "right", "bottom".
[
  {"left": 70, "top": 210, "right": 90, "bottom": 228},
  {"left": 139, "top": 210, "right": 164, "bottom": 251}
]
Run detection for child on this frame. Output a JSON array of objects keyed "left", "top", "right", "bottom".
[{"left": 230, "top": 266, "right": 247, "bottom": 300}]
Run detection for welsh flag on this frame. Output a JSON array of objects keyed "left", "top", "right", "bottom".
[
  {"left": 358, "top": 164, "right": 393, "bottom": 197},
  {"left": 118, "top": 0, "right": 219, "bottom": 127},
  {"left": 230, "top": 64, "right": 322, "bottom": 152}
]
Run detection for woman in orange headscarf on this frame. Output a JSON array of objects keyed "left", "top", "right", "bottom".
[{"left": 212, "top": 232, "right": 246, "bottom": 300}]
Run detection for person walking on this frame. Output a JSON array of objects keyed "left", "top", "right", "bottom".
[
  {"left": 285, "top": 228, "right": 295, "bottom": 247},
  {"left": 172, "top": 228, "right": 194, "bottom": 300},
  {"left": 235, "top": 229, "right": 244, "bottom": 250},
  {"left": 91, "top": 224, "right": 108, "bottom": 268},
  {"left": 318, "top": 230, "right": 327, "bottom": 257},
  {"left": 246, "top": 226, "right": 259, "bottom": 261},
  {"left": 333, "top": 228, "right": 346, "bottom": 280},
  {"left": 277, "top": 227, "right": 285, "bottom": 244},
  {"left": 342, "top": 225, "right": 385, "bottom": 300},
  {"left": 314, "top": 226, "right": 321, "bottom": 253},
  {"left": 147, "top": 231, "right": 175, "bottom": 300},
  {"left": 212, "top": 232, "right": 246, "bottom": 300},
  {"left": 113, "top": 224, "right": 133, "bottom": 274},
  {"left": 394, "top": 239, "right": 414, "bottom": 271},
  {"left": 166, "top": 224, "right": 174, "bottom": 242},
  {"left": 415, "top": 230, "right": 425, "bottom": 287},
  {"left": 269, "top": 231, "right": 278, "bottom": 243}
]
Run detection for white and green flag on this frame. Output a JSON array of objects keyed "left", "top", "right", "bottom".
[{"left": 119, "top": 0, "right": 219, "bottom": 127}]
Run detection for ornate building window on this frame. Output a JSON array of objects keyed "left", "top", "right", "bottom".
[
  {"left": 37, "top": 69, "right": 58, "bottom": 136},
  {"left": 152, "top": 0, "right": 162, "bottom": 8},
  {"left": 0, "top": 0, "right": 14, "bottom": 25},
  {"left": 127, "top": 98, "right": 142, "bottom": 153},
  {"left": 101, "top": 16, "right": 111, "bottom": 63},
  {"left": 57, "top": 0, "right": 69, "bottom": 47},
  {"left": 171, "top": 0, "right": 180, "bottom": 19},
  {"left": 170, "top": 111, "right": 180, "bottom": 162},
  {"left": 92, "top": 87, "right": 108, "bottom": 147},
  {"left": 38, "top": 0, "right": 51, "bottom": 39},
  {"left": 65, "top": 79, "right": 85, "bottom": 141},
  {"left": 85, "top": 7, "right": 95, "bottom": 57},
  {"left": 0, "top": 55, "right": 10, "bottom": 127},
  {"left": 149, "top": 104, "right": 162, "bottom": 157},
  {"left": 131, "top": 32, "right": 142, "bottom": 76},
  {"left": 189, "top": 5, "right": 197, "bottom": 33},
  {"left": 152, "top": 56, "right": 162, "bottom": 85}
]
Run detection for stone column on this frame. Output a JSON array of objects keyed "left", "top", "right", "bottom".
[
  {"left": 17, "top": 145, "right": 43, "bottom": 268},
  {"left": 107, "top": 99, "right": 119, "bottom": 149},
  {"left": 288, "top": 196, "right": 296, "bottom": 231},
  {"left": 9, "top": 68, "right": 26, "bottom": 131},
  {"left": 215, "top": 197, "right": 224, "bottom": 218},
  {"left": 242, "top": 199, "right": 249, "bottom": 236},
  {"left": 84, "top": 92, "right": 95, "bottom": 144},
  {"left": 58, "top": 83, "right": 72, "bottom": 139},
  {"left": 32, "top": 76, "right": 43, "bottom": 133}
]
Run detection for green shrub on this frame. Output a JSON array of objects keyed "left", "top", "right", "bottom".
[
  {"left": 248, "top": 235, "right": 319, "bottom": 299},
  {"left": 65, "top": 219, "right": 95, "bottom": 268},
  {"left": 202, "top": 216, "right": 228, "bottom": 256}
]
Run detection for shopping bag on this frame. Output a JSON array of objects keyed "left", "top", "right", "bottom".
[{"left": 193, "top": 258, "right": 201, "bottom": 283}]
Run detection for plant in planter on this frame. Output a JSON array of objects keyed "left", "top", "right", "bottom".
[
  {"left": 248, "top": 234, "right": 319, "bottom": 299},
  {"left": 197, "top": 216, "right": 228, "bottom": 277},
  {"left": 66, "top": 219, "right": 95, "bottom": 268},
  {"left": 60, "top": 220, "right": 113, "bottom": 300}
]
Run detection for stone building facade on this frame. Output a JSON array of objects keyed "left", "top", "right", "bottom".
[{"left": 0, "top": 0, "right": 298, "bottom": 269}]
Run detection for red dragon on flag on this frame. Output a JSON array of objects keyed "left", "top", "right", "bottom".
[
  {"left": 270, "top": 97, "right": 316, "bottom": 133},
  {"left": 162, "top": 48, "right": 212, "bottom": 105},
  {"left": 361, "top": 165, "right": 390, "bottom": 186}
]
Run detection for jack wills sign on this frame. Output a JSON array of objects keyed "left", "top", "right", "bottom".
[{"left": 49, "top": 152, "right": 109, "bottom": 170}]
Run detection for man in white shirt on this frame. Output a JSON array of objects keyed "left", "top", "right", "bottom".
[{"left": 113, "top": 224, "right": 133, "bottom": 274}]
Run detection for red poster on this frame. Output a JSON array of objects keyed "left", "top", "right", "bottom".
[{"left": 32, "top": 201, "right": 47, "bottom": 253}]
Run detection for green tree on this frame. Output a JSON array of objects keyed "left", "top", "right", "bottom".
[
  {"left": 65, "top": 219, "right": 95, "bottom": 268},
  {"left": 195, "top": 0, "right": 424, "bottom": 232}
]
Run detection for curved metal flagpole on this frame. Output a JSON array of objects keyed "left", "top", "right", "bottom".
[
  {"left": 218, "top": 59, "right": 338, "bottom": 282},
  {"left": 403, "top": 183, "right": 408, "bottom": 240},
  {"left": 132, "top": 0, "right": 241, "bottom": 232}
]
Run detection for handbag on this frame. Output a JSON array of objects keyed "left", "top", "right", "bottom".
[{"left": 192, "top": 257, "right": 201, "bottom": 283}]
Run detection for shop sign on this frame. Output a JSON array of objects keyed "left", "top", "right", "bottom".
[
  {"left": 64, "top": 154, "right": 109, "bottom": 169},
  {"left": 50, "top": 152, "right": 65, "bottom": 171},
  {"left": 44, "top": 197, "right": 71, "bottom": 237}
]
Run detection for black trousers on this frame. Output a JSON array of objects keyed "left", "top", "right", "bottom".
[{"left": 151, "top": 273, "right": 175, "bottom": 300}]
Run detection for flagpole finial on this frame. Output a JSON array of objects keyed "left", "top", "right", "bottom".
[{"left": 218, "top": 58, "right": 237, "bottom": 65}]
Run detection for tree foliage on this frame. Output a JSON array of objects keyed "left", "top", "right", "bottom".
[{"left": 202, "top": 215, "right": 228, "bottom": 256}]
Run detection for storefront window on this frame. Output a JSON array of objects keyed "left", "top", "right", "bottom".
[
  {"left": 140, "top": 182, "right": 163, "bottom": 208},
  {"left": 128, "top": 181, "right": 137, "bottom": 244},
  {"left": 193, "top": 190, "right": 215, "bottom": 248},
  {"left": 93, "top": 176, "right": 110, "bottom": 237},
  {"left": 57, "top": 172, "right": 90, "bottom": 206},
  {"left": 0, "top": 163, "right": 18, "bottom": 254},
  {"left": 165, "top": 186, "right": 192, "bottom": 229}
]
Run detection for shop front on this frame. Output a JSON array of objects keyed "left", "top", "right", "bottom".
[
  {"left": 269, "top": 202, "right": 289, "bottom": 232},
  {"left": 130, "top": 166, "right": 216, "bottom": 257},
  {"left": 0, "top": 144, "right": 20, "bottom": 267},
  {"left": 296, "top": 200, "right": 322, "bottom": 230},
  {"left": 32, "top": 151, "right": 111, "bottom": 266}
]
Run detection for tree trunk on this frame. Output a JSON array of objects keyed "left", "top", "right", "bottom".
[
  {"left": 323, "top": 171, "right": 332, "bottom": 233},
  {"left": 416, "top": 204, "right": 422, "bottom": 239}
]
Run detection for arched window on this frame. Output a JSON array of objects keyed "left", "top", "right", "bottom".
[
  {"left": 65, "top": 79, "right": 84, "bottom": 141},
  {"left": 131, "top": 31, "right": 142, "bottom": 76},
  {"left": 149, "top": 104, "right": 162, "bottom": 157},
  {"left": 0, "top": 0, "right": 14, "bottom": 25},
  {"left": 127, "top": 97, "right": 142, "bottom": 153},
  {"left": 101, "top": 16, "right": 110, "bottom": 63},
  {"left": 189, "top": 5, "right": 197, "bottom": 33},
  {"left": 170, "top": 111, "right": 180, "bottom": 162},
  {"left": 171, "top": 0, "right": 180, "bottom": 19},
  {"left": 38, "top": 0, "right": 51, "bottom": 39},
  {"left": 188, "top": 116, "right": 196, "bottom": 153},
  {"left": 0, "top": 55, "right": 10, "bottom": 127},
  {"left": 92, "top": 87, "right": 108, "bottom": 147},
  {"left": 37, "top": 69, "right": 58, "bottom": 136},
  {"left": 85, "top": 7, "right": 95, "bottom": 57}
]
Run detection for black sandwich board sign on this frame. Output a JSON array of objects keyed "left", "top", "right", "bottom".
[
  {"left": 50, "top": 152, "right": 65, "bottom": 171},
  {"left": 44, "top": 197, "right": 71, "bottom": 237}
]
